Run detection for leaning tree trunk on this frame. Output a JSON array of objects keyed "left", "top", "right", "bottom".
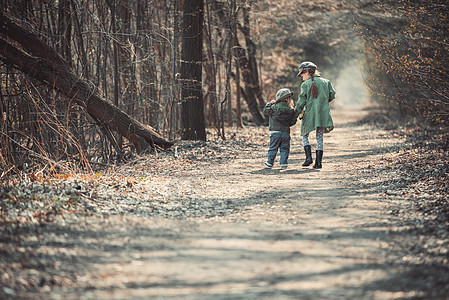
[{"left": 0, "top": 12, "right": 173, "bottom": 152}]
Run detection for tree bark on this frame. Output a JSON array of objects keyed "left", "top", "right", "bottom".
[
  {"left": 0, "top": 12, "right": 173, "bottom": 151},
  {"left": 204, "top": 4, "right": 219, "bottom": 129},
  {"left": 180, "top": 0, "right": 206, "bottom": 141},
  {"left": 233, "top": 40, "right": 265, "bottom": 125},
  {"left": 240, "top": 5, "right": 265, "bottom": 110},
  {"left": 211, "top": 2, "right": 264, "bottom": 125},
  {"left": 232, "top": 0, "right": 244, "bottom": 128}
]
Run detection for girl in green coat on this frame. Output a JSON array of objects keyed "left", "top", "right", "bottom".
[{"left": 295, "top": 61, "right": 336, "bottom": 169}]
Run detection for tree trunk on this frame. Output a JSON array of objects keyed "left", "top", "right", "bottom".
[
  {"left": 204, "top": 5, "right": 218, "bottom": 129},
  {"left": 169, "top": 0, "right": 180, "bottom": 140},
  {"left": 0, "top": 12, "right": 173, "bottom": 151},
  {"left": 232, "top": 0, "right": 244, "bottom": 128},
  {"left": 210, "top": 1, "right": 264, "bottom": 125},
  {"left": 203, "top": 55, "right": 217, "bottom": 128},
  {"left": 233, "top": 41, "right": 265, "bottom": 125},
  {"left": 241, "top": 5, "right": 265, "bottom": 110},
  {"left": 180, "top": 0, "right": 206, "bottom": 141}
]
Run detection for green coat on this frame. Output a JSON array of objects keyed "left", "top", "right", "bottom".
[{"left": 295, "top": 75, "right": 336, "bottom": 136}]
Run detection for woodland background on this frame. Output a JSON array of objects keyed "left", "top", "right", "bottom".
[{"left": 0, "top": 0, "right": 448, "bottom": 180}]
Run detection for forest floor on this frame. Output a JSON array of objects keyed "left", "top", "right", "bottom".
[{"left": 1, "top": 104, "right": 449, "bottom": 299}]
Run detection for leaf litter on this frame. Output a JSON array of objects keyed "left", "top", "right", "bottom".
[{"left": 1, "top": 122, "right": 448, "bottom": 297}]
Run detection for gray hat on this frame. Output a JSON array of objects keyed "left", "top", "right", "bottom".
[
  {"left": 275, "top": 88, "right": 293, "bottom": 102},
  {"left": 296, "top": 61, "right": 317, "bottom": 77}
]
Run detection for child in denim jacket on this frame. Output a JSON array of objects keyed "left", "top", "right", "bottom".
[{"left": 263, "top": 88, "right": 299, "bottom": 169}]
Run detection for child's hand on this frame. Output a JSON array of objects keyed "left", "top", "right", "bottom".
[{"left": 270, "top": 99, "right": 276, "bottom": 104}]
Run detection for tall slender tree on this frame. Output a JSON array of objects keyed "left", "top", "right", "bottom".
[{"left": 180, "top": 0, "right": 206, "bottom": 140}]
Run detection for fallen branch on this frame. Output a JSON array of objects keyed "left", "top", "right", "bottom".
[{"left": 0, "top": 12, "right": 173, "bottom": 152}]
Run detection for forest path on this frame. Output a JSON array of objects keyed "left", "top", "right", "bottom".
[{"left": 43, "top": 107, "right": 418, "bottom": 299}]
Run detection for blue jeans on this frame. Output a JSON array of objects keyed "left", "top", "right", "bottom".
[{"left": 266, "top": 131, "right": 291, "bottom": 166}]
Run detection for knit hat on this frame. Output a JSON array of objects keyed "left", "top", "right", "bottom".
[{"left": 275, "top": 88, "right": 293, "bottom": 102}]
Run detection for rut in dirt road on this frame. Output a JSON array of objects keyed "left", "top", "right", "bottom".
[{"left": 13, "top": 107, "right": 444, "bottom": 300}]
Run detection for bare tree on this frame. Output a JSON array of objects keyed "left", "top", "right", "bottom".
[
  {"left": 0, "top": 0, "right": 272, "bottom": 178},
  {"left": 180, "top": 0, "right": 206, "bottom": 140},
  {"left": 0, "top": 12, "right": 173, "bottom": 152},
  {"left": 356, "top": 0, "right": 449, "bottom": 124},
  {"left": 211, "top": 1, "right": 265, "bottom": 125}
]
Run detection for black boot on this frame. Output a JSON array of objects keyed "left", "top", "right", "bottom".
[
  {"left": 302, "top": 145, "right": 313, "bottom": 166},
  {"left": 313, "top": 150, "right": 323, "bottom": 169}
]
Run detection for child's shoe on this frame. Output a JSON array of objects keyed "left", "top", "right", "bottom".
[{"left": 264, "top": 162, "right": 273, "bottom": 169}]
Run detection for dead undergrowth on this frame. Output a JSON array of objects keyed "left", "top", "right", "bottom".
[
  {"left": 348, "top": 109, "right": 449, "bottom": 298},
  {"left": 1, "top": 110, "right": 448, "bottom": 297}
]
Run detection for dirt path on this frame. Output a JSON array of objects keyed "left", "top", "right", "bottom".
[{"left": 13, "top": 107, "right": 441, "bottom": 299}]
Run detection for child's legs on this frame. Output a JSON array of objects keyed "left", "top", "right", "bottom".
[
  {"left": 267, "top": 132, "right": 281, "bottom": 164},
  {"left": 302, "top": 133, "right": 310, "bottom": 147},
  {"left": 316, "top": 127, "right": 324, "bottom": 151},
  {"left": 279, "top": 132, "right": 291, "bottom": 166}
]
